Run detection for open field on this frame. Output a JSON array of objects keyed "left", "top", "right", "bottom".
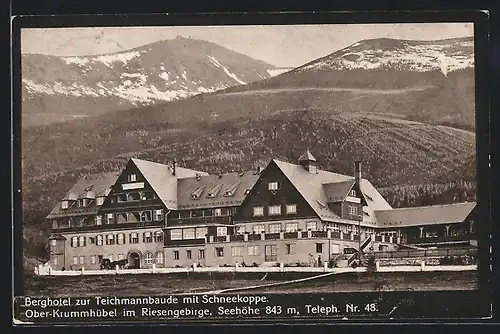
[{"left": 24, "top": 270, "right": 478, "bottom": 297}]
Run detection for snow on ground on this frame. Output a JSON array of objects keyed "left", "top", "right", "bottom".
[{"left": 207, "top": 55, "right": 247, "bottom": 85}]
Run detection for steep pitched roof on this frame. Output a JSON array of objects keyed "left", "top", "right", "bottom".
[
  {"left": 273, "top": 159, "right": 350, "bottom": 222},
  {"left": 374, "top": 202, "right": 476, "bottom": 227},
  {"left": 177, "top": 171, "right": 260, "bottom": 209},
  {"left": 131, "top": 158, "right": 208, "bottom": 210},
  {"left": 323, "top": 180, "right": 356, "bottom": 202},
  {"left": 46, "top": 171, "right": 119, "bottom": 219}
]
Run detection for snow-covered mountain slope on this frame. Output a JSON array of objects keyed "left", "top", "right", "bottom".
[
  {"left": 296, "top": 37, "right": 474, "bottom": 76},
  {"left": 21, "top": 37, "right": 275, "bottom": 126}
]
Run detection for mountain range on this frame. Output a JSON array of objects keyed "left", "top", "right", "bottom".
[
  {"left": 21, "top": 36, "right": 276, "bottom": 127},
  {"left": 20, "top": 35, "right": 477, "bottom": 270}
]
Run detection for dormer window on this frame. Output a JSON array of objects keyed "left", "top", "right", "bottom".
[
  {"left": 61, "top": 201, "right": 69, "bottom": 209},
  {"left": 268, "top": 182, "right": 279, "bottom": 191},
  {"left": 191, "top": 185, "right": 206, "bottom": 200},
  {"left": 349, "top": 189, "right": 356, "bottom": 197},
  {"left": 96, "top": 197, "right": 104, "bottom": 206},
  {"left": 77, "top": 198, "right": 88, "bottom": 208},
  {"left": 128, "top": 174, "right": 137, "bottom": 182},
  {"left": 224, "top": 181, "right": 240, "bottom": 197},
  {"left": 206, "top": 184, "right": 222, "bottom": 198}
]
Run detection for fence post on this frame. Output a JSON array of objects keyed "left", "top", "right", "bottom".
[
  {"left": 280, "top": 262, "right": 284, "bottom": 273},
  {"left": 81, "top": 267, "right": 85, "bottom": 275},
  {"left": 48, "top": 266, "right": 52, "bottom": 276},
  {"left": 323, "top": 261, "right": 328, "bottom": 272},
  {"left": 235, "top": 262, "right": 239, "bottom": 271},
  {"left": 420, "top": 260, "right": 425, "bottom": 271},
  {"left": 115, "top": 264, "right": 119, "bottom": 274},
  {"left": 376, "top": 261, "right": 380, "bottom": 271},
  {"left": 152, "top": 263, "right": 156, "bottom": 273}
]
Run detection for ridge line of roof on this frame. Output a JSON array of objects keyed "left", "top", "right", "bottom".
[{"left": 375, "top": 201, "right": 476, "bottom": 213}]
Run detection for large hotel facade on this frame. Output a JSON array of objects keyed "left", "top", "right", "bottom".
[{"left": 46, "top": 151, "right": 477, "bottom": 270}]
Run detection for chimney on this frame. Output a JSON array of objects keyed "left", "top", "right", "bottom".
[
  {"left": 172, "top": 160, "right": 176, "bottom": 176},
  {"left": 354, "top": 161, "right": 362, "bottom": 184}
]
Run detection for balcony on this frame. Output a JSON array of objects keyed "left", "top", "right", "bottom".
[
  {"left": 311, "top": 231, "right": 327, "bottom": 238},
  {"left": 53, "top": 220, "right": 163, "bottom": 233},
  {"left": 265, "top": 233, "right": 281, "bottom": 240},
  {"left": 166, "top": 215, "right": 232, "bottom": 227},
  {"left": 164, "top": 238, "right": 206, "bottom": 247},
  {"left": 248, "top": 234, "right": 261, "bottom": 241},
  {"left": 407, "top": 234, "right": 474, "bottom": 245},
  {"left": 230, "top": 234, "right": 245, "bottom": 242},
  {"left": 284, "top": 232, "right": 298, "bottom": 239}
]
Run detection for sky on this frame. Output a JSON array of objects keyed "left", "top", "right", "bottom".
[{"left": 21, "top": 23, "right": 474, "bottom": 68}]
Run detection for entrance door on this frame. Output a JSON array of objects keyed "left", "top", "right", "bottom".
[
  {"left": 265, "top": 245, "right": 277, "bottom": 262},
  {"left": 129, "top": 252, "right": 141, "bottom": 269}
]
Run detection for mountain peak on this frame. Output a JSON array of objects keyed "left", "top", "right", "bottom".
[{"left": 295, "top": 36, "right": 474, "bottom": 75}]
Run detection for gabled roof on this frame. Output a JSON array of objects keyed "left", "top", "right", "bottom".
[
  {"left": 273, "top": 159, "right": 393, "bottom": 224},
  {"left": 273, "top": 159, "right": 350, "bottom": 222},
  {"left": 177, "top": 171, "right": 260, "bottom": 209},
  {"left": 323, "top": 180, "right": 356, "bottom": 202},
  {"left": 374, "top": 202, "right": 476, "bottom": 227},
  {"left": 46, "top": 171, "right": 119, "bottom": 219},
  {"left": 131, "top": 158, "right": 208, "bottom": 210}
]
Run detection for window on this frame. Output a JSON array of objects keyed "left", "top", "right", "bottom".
[
  {"left": 306, "top": 221, "right": 317, "bottom": 231},
  {"left": 286, "top": 204, "right": 297, "bottom": 214},
  {"left": 96, "top": 197, "right": 105, "bottom": 206},
  {"left": 231, "top": 246, "right": 244, "bottom": 257},
  {"left": 214, "top": 208, "right": 222, "bottom": 216},
  {"left": 285, "top": 223, "right": 298, "bottom": 232},
  {"left": 128, "top": 174, "right": 137, "bottom": 182},
  {"left": 253, "top": 206, "right": 264, "bottom": 217},
  {"left": 144, "top": 252, "right": 154, "bottom": 264},
  {"left": 285, "top": 244, "right": 292, "bottom": 255},
  {"left": 79, "top": 256, "right": 85, "bottom": 265},
  {"left": 106, "top": 234, "right": 115, "bottom": 245},
  {"left": 95, "top": 215, "right": 102, "bottom": 225},
  {"left": 216, "top": 227, "right": 227, "bottom": 237},
  {"left": 247, "top": 245, "right": 259, "bottom": 256},
  {"left": 50, "top": 239, "right": 57, "bottom": 247},
  {"left": 215, "top": 247, "right": 224, "bottom": 257},
  {"left": 71, "top": 237, "right": 78, "bottom": 248},
  {"left": 98, "top": 255, "right": 103, "bottom": 263},
  {"left": 106, "top": 213, "right": 115, "bottom": 224},
  {"left": 186, "top": 250, "right": 192, "bottom": 260},
  {"left": 198, "top": 249, "right": 205, "bottom": 259},
  {"left": 73, "top": 257, "right": 78, "bottom": 265},
  {"left": 316, "top": 243, "right": 323, "bottom": 253},
  {"left": 269, "top": 223, "right": 281, "bottom": 233},
  {"left": 170, "top": 229, "right": 183, "bottom": 240},
  {"left": 118, "top": 254, "right": 124, "bottom": 261},
  {"left": 348, "top": 205, "right": 358, "bottom": 215},
  {"left": 116, "top": 233, "right": 125, "bottom": 245},
  {"left": 253, "top": 224, "right": 265, "bottom": 234},
  {"left": 96, "top": 235, "right": 103, "bottom": 246},
  {"left": 78, "top": 236, "right": 86, "bottom": 247},
  {"left": 173, "top": 251, "right": 179, "bottom": 260},
  {"left": 349, "top": 189, "right": 356, "bottom": 197},
  {"left": 346, "top": 225, "right": 353, "bottom": 232},
  {"left": 108, "top": 254, "right": 113, "bottom": 262},
  {"left": 155, "top": 252, "right": 164, "bottom": 264},
  {"left": 91, "top": 256, "right": 96, "bottom": 265},
  {"left": 268, "top": 205, "right": 281, "bottom": 216},
  {"left": 129, "top": 232, "right": 139, "bottom": 244},
  {"left": 140, "top": 211, "right": 151, "bottom": 222},
  {"left": 183, "top": 228, "right": 195, "bottom": 239},
  {"left": 154, "top": 209, "right": 163, "bottom": 221},
  {"left": 235, "top": 225, "right": 246, "bottom": 234},
  {"left": 154, "top": 231, "right": 164, "bottom": 243},
  {"left": 53, "top": 257, "right": 58, "bottom": 266},
  {"left": 61, "top": 201, "right": 69, "bottom": 209},
  {"left": 268, "top": 182, "right": 279, "bottom": 190},
  {"left": 196, "top": 227, "right": 208, "bottom": 239},
  {"left": 331, "top": 223, "right": 340, "bottom": 231},
  {"left": 143, "top": 231, "right": 153, "bottom": 243}
]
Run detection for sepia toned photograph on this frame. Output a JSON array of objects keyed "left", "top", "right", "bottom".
[{"left": 18, "top": 20, "right": 482, "bottom": 304}]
